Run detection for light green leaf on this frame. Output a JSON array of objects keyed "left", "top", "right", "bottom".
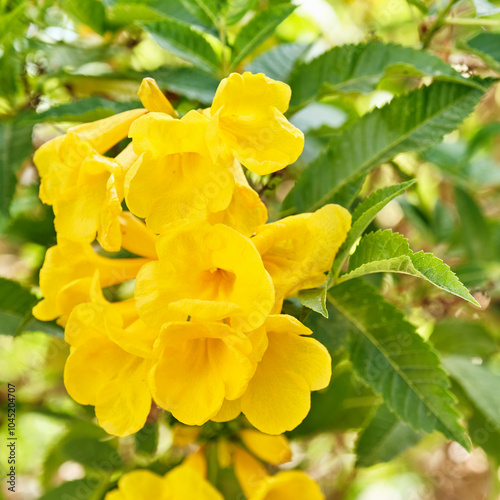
[
  {"left": 282, "top": 81, "right": 488, "bottom": 215},
  {"left": 329, "top": 280, "right": 471, "bottom": 449},
  {"left": 289, "top": 41, "right": 475, "bottom": 107},
  {"left": 298, "top": 285, "right": 328, "bottom": 318},
  {"left": 230, "top": 4, "right": 296, "bottom": 70},
  {"left": 226, "top": 0, "right": 258, "bottom": 25},
  {"left": 180, "top": 0, "right": 228, "bottom": 27},
  {"left": 444, "top": 356, "right": 500, "bottom": 435},
  {"left": 141, "top": 18, "right": 221, "bottom": 74},
  {"left": 0, "top": 121, "right": 34, "bottom": 216},
  {"left": 430, "top": 319, "right": 497, "bottom": 359},
  {"left": 330, "top": 180, "right": 416, "bottom": 281},
  {"left": 356, "top": 403, "right": 424, "bottom": 467},
  {"left": 63, "top": 0, "right": 106, "bottom": 35},
  {"left": 340, "top": 230, "right": 478, "bottom": 306},
  {"left": 465, "top": 33, "right": 500, "bottom": 70},
  {"left": 246, "top": 42, "right": 309, "bottom": 82}
]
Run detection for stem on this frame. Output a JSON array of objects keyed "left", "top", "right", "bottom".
[
  {"left": 444, "top": 16, "right": 500, "bottom": 26},
  {"left": 422, "top": 0, "right": 459, "bottom": 48}
]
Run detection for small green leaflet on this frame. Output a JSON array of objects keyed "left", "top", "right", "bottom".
[
  {"left": 339, "top": 229, "right": 479, "bottom": 306},
  {"left": 328, "top": 280, "right": 471, "bottom": 450}
]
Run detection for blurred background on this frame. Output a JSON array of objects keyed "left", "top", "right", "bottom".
[{"left": 1, "top": 0, "right": 500, "bottom": 499}]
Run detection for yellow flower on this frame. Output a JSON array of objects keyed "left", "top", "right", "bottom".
[
  {"left": 213, "top": 315, "right": 331, "bottom": 434},
  {"left": 104, "top": 466, "right": 222, "bottom": 500},
  {"left": 252, "top": 204, "right": 351, "bottom": 312},
  {"left": 239, "top": 429, "right": 291, "bottom": 466},
  {"left": 233, "top": 447, "right": 324, "bottom": 500},
  {"left": 135, "top": 220, "right": 274, "bottom": 332},
  {"left": 137, "top": 77, "right": 177, "bottom": 116},
  {"left": 149, "top": 320, "right": 254, "bottom": 426},
  {"left": 125, "top": 110, "right": 235, "bottom": 233},
  {"left": 33, "top": 238, "right": 148, "bottom": 324},
  {"left": 208, "top": 72, "right": 304, "bottom": 175},
  {"left": 64, "top": 302, "right": 158, "bottom": 436}
]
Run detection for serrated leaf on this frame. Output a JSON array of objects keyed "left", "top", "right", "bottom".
[
  {"left": 180, "top": 0, "right": 228, "bottom": 27},
  {"left": 226, "top": 0, "right": 258, "bottom": 25},
  {"left": 282, "top": 81, "right": 488, "bottom": 215},
  {"left": 230, "top": 4, "right": 296, "bottom": 70},
  {"left": 430, "top": 319, "right": 497, "bottom": 359},
  {"left": 465, "top": 33, "right": 500, "bottom": 70},
  {"left": 329, "top": 180, "right": 416, "bottom": 281},
  {"left": 142, "top": 18, "right": 221, "bottom": 74},
  {"left": 328, "top": 280, "right": 470, "bottom": 449},
  {"left": 298, "top": 285, "right": 328, "bottom": 317},
  {"left": 246, "top": 42, "right": 310, "bottom": 82},
  {"left": 289, "top": 41, "right": 474, "bottom": 107},
  {"left": 63, "top": 0, "right": 106, "bottom": 35},
  {"left": 0, "top": 120, "right": 34, "bottom": 216},
  {"left": 356, "top": 403, "right": 424, "bottom": 467},
  {"left": 340, "top": 230, "right": 478, "bottom": 305},
  {"left": 444, "top": 356, "right": 500, "bottom": 435}
]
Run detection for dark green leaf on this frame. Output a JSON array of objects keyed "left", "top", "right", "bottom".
[
  {"left": 282, "top": 81, "right": 488, "bottom": 215},
  {"left": 431, "top": 320, "right": 497, "bottom": 359},
  {"left": 356, "top": 403, "right": 424, "bottom": 467},
  {"left": 329, "top": 280, "right": 470, "bottom": 449},
  {"left": 246, "top": 42, "right": 309, "bottom": 82},
  {"left": 226, "top": 0, "right": 258, "bottom": 25},
  {"left": 341, "top": 230, "right": 479, "bottom": 305},
  {"left": 0, "top": 278, "right": 38, "bottom": 336},
  {"left": 330, "top": 180, "right": 416, "bottom": 279},
  {"left": 181, "top": 0, "right": 227, "bottom": 27},
  {"left": 230, "top": 4, "right": 296, "bottom": 70},
  {"left": 465, "top": 33, "right": 500, "bottom": 70},
  {"left": 141, "top": 19, "right": 221, "bottom": 74},
  {"left": 0, "top": 120, "right": 34, "bottom": 216},
  {"left": 39, "top": 479, "right": 98, "bottom": 500},
  {"left": 289, "top": 42, "right": 474, "bottom": 107},
  {"left": 63, "top": 0, "right": 106, "bottom": 35},
  {"left": 444, "top": 356, "right": 500, "bottom": 437},
  {"left": 135, "top": 421, "right": 159, "bottom": 455}
]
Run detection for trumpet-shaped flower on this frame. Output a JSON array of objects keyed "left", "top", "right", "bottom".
[
  {"left": 135, "top": 220, "right": 274, "bottom": 331},
  {"left": 149, "top": 321, "right": 254, "bottom": 426},
  {"left": 252, "top": 204, "right": 351, "bottom": 312},
  {"left": 208, "top": 72, "right": 304, "bottom": 175},
  {"left": 104, "top": 466, "right": 222, "bottom": 500},
  {"left": 214, "top": 315, "right": 331, "bottom": 434},
  {"left": 33, "top": 238, "right": 148, "bottom": 324},
  {"left": 64, "top": 303, "right": 159, "bottom": 436},
  {"left": 125, "top": 110, "right": 235, "bottom": 233}
]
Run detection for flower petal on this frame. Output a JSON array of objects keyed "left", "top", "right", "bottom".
[
  {"left": 240, "top": 429, "right": 291, "bottom": 465},
  {"left": 138, "top": 77, "right": 177, "bottom": 116}
]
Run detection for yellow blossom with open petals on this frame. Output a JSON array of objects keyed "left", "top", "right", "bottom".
[
  {"left": 104, "top": 466, "right": 222, "bottom": 500},
  {"left": 252, "top": 204, "right": 351, "bottom": 312},
  {"left": 214, "top": 315, "right": 331, "bottom": 434},
  {"left": 149, "top": 321, "right": 254, "bottom": 426},
  {"left": 125, "top": 110, "right": 235, "bottom": 233},
  {"left": 64, "top": 302, "right": 158, "bottom": 436},
  {"left": 135, "top": 220, "right": 274, "bottom": 331},
  {"left": 208, "top": 72, "right": 304, "bottom": 175},
  {"left": 33, "top": 238, "right": 148, "bottom": 324},
  {"left": 233, "top": 447, "right": 324, "bottom": 500}
]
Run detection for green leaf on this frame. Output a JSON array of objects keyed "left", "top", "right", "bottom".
[
  {"left": 328, "top": 280, "right": 470, "bottom": 449},
  {"left": 298, "top": 285, "right": 328, "bottom": 318},
  {"left": 0, "top": 278, "right": 38, "bottom": 336},
  {"left": 471, "top": 0, "right": 500, "bottom": 17},
  {"left": 62, "top": 0, "right": 106, "bottom": 35},
  {"left": 39, "top": 479, "right": 97, "bottom": 500},
  {"left": 465, "top": 33, "right": 500, "bottom": 70},
  {"left": 430, "top": 320, "right": 497, "bottom": 359},
  {"left": 356, "top": 403, "right": 424, "bottom": 467},
  {"left": 135, "top": 421, "right": 159, "bottom": 455},
  {"left": 291, "top": 361, "right": 378, "bottom": 437},
  {"left": 444, "top": 356, "right": 500, "bottom": 436},
  {"left": 246, "top": 42, "right": 309, "bottom": 83},
  {"left": 340, "top": 230, "right": 479, "bottom": 306},
  {"left": 181, "top": 0, "right": 228, "bottom": 27},
  {"left": 226, "top": 0, "right": 258, "bottom": 25},
  {"left": 230, "top": 4, "right": 296, "bottom": 70},
  {"left": 141, "top": 18, "right": 221, "bottom": 74},
  {"left": 289, "top": 41, "right": 474, "bottom": 107},
  {"left": 282, "top": 81, "right": 488, "bottom": 215},
  {"left": 330, "top": 180, "right": 416, "bottom": 280},
  {"left": 0, "top": 120, "right": 34, "bottom": 216}
]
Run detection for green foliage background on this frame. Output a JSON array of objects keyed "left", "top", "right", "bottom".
[{"left": 1, "top": 0, "right": 500, "bottom": 498}]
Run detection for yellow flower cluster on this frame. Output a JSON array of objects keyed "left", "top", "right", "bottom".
[
  {"left": 105, "top": 425, "right": 324, "bottom": 500},
  {"left": 33, "top": 73, "right": 351, "bottom": 441}
]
